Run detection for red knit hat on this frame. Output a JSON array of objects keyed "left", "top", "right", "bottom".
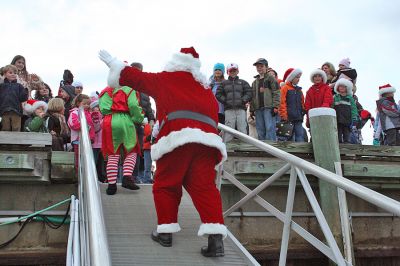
[
  {"left": 180, "top": 47, "right": 199, "bottom": 59},
  {"left": 283, "top": 68, "right": 302, "bottom": 83},
  {"left": 379, "top": 84, "right": 396, "bottom": 96}
]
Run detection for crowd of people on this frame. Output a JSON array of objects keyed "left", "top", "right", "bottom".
[
  {"left": 0, "top": 55, "right": 155, "bottom": 187},
  {"left": 0, "top": 54, "right": 399, "bottom": 188},
  {"left": 211, "top": 57, "right": 400, "bottom": 146}
]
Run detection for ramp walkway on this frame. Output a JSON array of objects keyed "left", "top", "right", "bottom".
[{"left": 100, "top": 184, "right": 256, "bottom": 266}]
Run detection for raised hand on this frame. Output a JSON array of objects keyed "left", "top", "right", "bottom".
[{"left": 98, "top": 50, "right": 116, "bottom": 67}]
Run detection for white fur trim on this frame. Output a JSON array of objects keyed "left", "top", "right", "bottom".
[
  {"left": 151, "top": 128, "right": 227, "bottom": 165},
  {"left": 334, "top": 78, "right": 353, "bottom": 95},
  {"left": 164, "top": 53, "right": 209, "bottom": 88},
  {"left": 379, "top": 86, "right": 396, "bottom": 96},
  {"left": 310, "top": 69, "right": 327, "bottom": 84},
  {"left": 309, "top": 107, "right": 336, "bottom": 118},
  {"left": 107, "top": 60, "right": 126, "bottom": 88},
  {"left": 24, "top": 101, "right": 48, "bottom": 114},
  {"left": 280, "top": 81, "right": 286, "bottom": 87},
  {"left": 157, "top": 223, "right": 181, "bottom": 233},
  {"left": 198, "top": 223, "right": 227, "bottom": 239},
  {"left": 286, "top": 68, "right": 302, "bottom": 83}
]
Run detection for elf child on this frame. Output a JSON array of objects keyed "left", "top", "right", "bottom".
[{"left": 23, "top": 99, "right": 48, "bottom": 132}]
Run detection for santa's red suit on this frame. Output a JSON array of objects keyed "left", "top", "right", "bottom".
[{"left": 99, "top": 48, "right": 227, "bottom": 238}]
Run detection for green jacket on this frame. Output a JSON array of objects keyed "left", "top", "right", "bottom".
[
  {"left": 24, "top": 116, "right": 48, "bottom": 133},
  {"left": 250, "top": 74, "right": 280, "bottom": 111}
]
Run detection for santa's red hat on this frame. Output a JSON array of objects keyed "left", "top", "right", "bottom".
[
  {"left": 164, "top": 47, "right": 208, "bottom": 87},
  {"left": 24, "top": 99, "right": 48, "bottom": 115},
  {"left": 379, "top": 84, "right": 396, "bottom": 96},
  {"left": 283, "top": 68, "right": 302, "bottom": 84}
]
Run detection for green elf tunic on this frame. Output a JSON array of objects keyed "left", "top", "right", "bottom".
[{"left": 99, "top": 86, "right": 144, "bottom": 157}]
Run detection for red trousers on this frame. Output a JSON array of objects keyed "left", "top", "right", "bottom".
[{"left": 153, "top": 143, "right": 225, "bottom": 234}]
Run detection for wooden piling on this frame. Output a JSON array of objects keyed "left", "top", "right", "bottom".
[{"left": 309, "top": 108, "right": 345, "bottom": 257}]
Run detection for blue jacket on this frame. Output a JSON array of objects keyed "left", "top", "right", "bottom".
[{"left": 0, "top": 79, "right": 28, "bottom": 116}]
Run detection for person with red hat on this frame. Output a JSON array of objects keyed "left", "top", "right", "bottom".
[
  {"left": 279, "top": 68, "right": 305, "bottom": 142},
  {"left": 23, "top": 99, "right": 48, "bottom": 132},
  {"left": 376, "top": 84, "right": 400, "bottom": 146},
  {"left": 99, "top": 47, "right": 227, "bottom": 257}
]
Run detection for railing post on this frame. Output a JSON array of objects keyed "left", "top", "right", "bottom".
[{"left": 309, "top": 108, "right": 344, "bottom": 257}]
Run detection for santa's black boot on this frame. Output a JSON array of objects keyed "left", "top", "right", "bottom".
[
  {"left": 122, "top": 176, "right": 140, "bottom": 190},
  {"left": 151, "top": 230, "right": 172, "bottom": 247},
  {"left": 201, "top": 234, "right": 224, "bottom": 257},
  {"left": 106, "top": 183, "right": 117, "bottom": 195}
]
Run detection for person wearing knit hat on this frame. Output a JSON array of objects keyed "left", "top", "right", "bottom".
[
  {"left": 279, "top": 68, "right": 305, "bottom": 142},
  {"left": 376, "top": 84, "right": 400, "bottom": 145},
  {"left": 60, "top": 85, "right": 76, "bottom": 122},
  {"left": 99, "top": 47, "right": 227, "bottom": 256},
  {"left": 250, "top": 57, "right": 280, "bottom": 141},
  {"left": 333, "top": 78, "right": 359, "bottom": 143},
  {"left": 338, "top": 58, "right": 351, "bottom": 69},
  {"left": 72, "top": 81, "right": 83, "bottom": 95},
  {"left": 304, "top": 69, "right": 333, "bottom": 128},
  {"left": 210, "top": 63, "right": 226, "bottom": 124},
  {"left": 23, "top": 99, "right": 48, "bottom": 133}
]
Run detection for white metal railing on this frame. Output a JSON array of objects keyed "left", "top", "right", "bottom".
[
  {"left": 66, "top": 195, "right": 80, "bottom": 266},
  {"left": 76, "top": 107, "right": 111, "bottom": 266},
  {"left": 218, "top": 123, "right": 400, "bottom": 266}
]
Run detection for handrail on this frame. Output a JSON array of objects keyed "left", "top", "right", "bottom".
[
  {"left": 218, "top": 123, "right": 400, "bottom": 216},
  {"left": 78, "top": 107, "right": 111, "bottom": 266}
]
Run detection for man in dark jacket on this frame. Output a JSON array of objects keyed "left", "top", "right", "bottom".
[
  {"left": 216, "top": 63, "right": 252, "bottom": 142},
  {"left": 130, "top": 62, "right": 155, "bottom": 183}
]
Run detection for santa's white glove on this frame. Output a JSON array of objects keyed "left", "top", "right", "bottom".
[
  {"left": 99, "top": 50, "right": 116, "bottom": 67},
  {"left": 98, "top": 49, "right": 126, "bottom": 88}
]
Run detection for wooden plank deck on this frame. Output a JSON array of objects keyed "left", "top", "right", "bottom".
[{"left": 100, "top": 184, "right": 255, "bottom": 266}]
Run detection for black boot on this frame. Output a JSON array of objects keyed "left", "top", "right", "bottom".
[
  {"left": 151, "top": 230, "right": 172, "bottom": 247},
  {"left": 106, "top": 183, "right": 117, "bottom": 195},
  {"left": 122, "top": 176, "right": 140, "bottom": 190},
  {"left": 201, "top": 234, "right": 224, "bottom": 257}
]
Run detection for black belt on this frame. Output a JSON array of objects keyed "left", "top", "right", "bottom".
[{"left": 159, "top": 110, "right": 217, "bottom": 132}]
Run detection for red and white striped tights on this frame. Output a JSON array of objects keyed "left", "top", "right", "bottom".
[{"left": 106, "top": 153, "right": 137, "bottom": 184}]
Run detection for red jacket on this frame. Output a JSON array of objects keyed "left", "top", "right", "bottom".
[
  {"left": 304, "top": 83, "right": 333, "bottom": 127},
  {"left": 143, "top": 123, "right": 152, "bottom": 150}
]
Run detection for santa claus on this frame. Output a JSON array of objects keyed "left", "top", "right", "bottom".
[{"left": 99, "top": 47, "right": 227, "bottom": 257}]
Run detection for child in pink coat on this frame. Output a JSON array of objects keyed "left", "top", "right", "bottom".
[{"left": 67, "top": 94, "right": 95, "bottom": 175}]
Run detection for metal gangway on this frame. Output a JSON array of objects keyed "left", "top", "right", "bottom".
[
  {"left": 67, "top": 108, "right": 400, "bottom": 266},
  {"left": 66, "top": 109, "right": 259, "bottom": 266}
]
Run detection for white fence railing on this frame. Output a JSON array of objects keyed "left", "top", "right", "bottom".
[{"left": 218, "top": 123, "right": 400, "bottom": 266}]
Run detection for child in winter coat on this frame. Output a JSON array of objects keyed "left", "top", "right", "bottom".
[
  {"left": 90, "top": 97, "right": 106, "bottom": 182},
  {"left": 376, "top": 84, "right": 400, "bottom": 146},
  {"left": 305, "top": 69, "right": 333, "bottom": 128},
  {"left": 333, "top": 78, "right": 359, "bottom": 143},
  {"left": 23, "top": 99, "right": 48, "bottom": 133},
  {"left": 68, "top": 94, "right": 95, "bottom": 174},
  {"left": 45, "top": 98, "right": 70, "bottom": 151},
  {"left": 279, "top": 68, "right": 305, "bottom": 142},
  {"left": 0, "top": 65, "right": 28, "bottom": 131}
]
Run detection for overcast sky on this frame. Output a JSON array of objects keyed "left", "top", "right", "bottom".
[{"left": 1, "top": 0, "right": 399, "bottom": 144}]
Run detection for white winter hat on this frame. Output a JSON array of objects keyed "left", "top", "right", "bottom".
[
  {"left": 310, "top": 69, "right": 327, "bottom": 84},
  {"left": 334, "top": 78, "right": 353, "bottom": 96},
  {"left": 72, "top": 81, "right": 83, "bottom": 88}
]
